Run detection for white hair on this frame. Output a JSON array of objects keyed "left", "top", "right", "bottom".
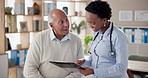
[{"left": 48, "top": 14, "right": 53, "bottom": 26}]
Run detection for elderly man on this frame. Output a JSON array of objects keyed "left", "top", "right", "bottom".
[{"left": 24, "top": 9, "right": 84, "bottom": 78}]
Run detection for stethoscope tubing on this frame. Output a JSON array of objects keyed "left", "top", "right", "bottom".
[
  {"left": 88, "top": 23, "right": 116, "bottom": 68},
  {"left": 89, "top": 22, "right": 115, "bottom": 56}
]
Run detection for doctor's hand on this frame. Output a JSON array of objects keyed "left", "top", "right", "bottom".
[
  {"left": 75, "top": 59, "right": 85, "bottom": 65},
  {"left": 77, "top": 67, "right": 94, "bottom": 76}
]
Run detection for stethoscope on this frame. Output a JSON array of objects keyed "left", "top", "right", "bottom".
[
  {"left": 89, "top": 23, "right": 115, "bottom": 57},
  {"left": 89, "top": 23, "right": 115, "bottom": 68}
]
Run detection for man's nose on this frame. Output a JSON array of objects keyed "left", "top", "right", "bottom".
[{"left": 63, "top": 22, "right": 69, "bottom": 27}]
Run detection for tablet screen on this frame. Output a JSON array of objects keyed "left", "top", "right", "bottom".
[{"left": 49, "top": 61, "right": 85, "bottom": 70}]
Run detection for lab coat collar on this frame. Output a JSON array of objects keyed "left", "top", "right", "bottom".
[{"left": 103, "top": 22, "right": 113, "bottom": 38}]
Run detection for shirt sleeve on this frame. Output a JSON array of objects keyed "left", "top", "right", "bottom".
[
  {"left": 65, "top": 71, "right": 82, "bottom": 78},
  {"left": 94, "top": 33, "right": 128, "bottom": 77},
  {"left": 23, "top": 35, "right": 44, "bottom": 78}
]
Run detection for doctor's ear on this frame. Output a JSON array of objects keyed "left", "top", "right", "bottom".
[
  {"left": 103, "top": 18, "right": 107, "bottom": 27},
  {"left": 103, "top": 18, "right": 108, "bottom": 22}
]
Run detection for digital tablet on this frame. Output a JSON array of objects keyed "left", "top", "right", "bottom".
[{"left": 49, "top": 61, "right": 85, "bottom": 70}]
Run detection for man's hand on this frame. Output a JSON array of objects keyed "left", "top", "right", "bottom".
[
  {"left": 77, "top": 67, "right": 94, "bottom": 76},
  {"left": 75, "top": 59, "right": 85, "bottom": 65}
]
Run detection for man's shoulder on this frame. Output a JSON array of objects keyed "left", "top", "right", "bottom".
[
  {"left": 34, "top": 29, "right": 50, "bottom": 39},
  {"left": 40, "top": 29, "right": 50, "bottom": 34},
  {"left": 69, "top": 32, "right": 81, "bottom": 40}
]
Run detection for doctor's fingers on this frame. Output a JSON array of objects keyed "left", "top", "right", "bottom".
[
  {"left": 77, "top": 68, "right": 92, "bottom": 76},
  {"left": 75, "top": 60, "right": 85, "bottom": 65},
  {"left": 77, "top": 69, "right": 86, "bottom": 75},
  {"left": 83, "top": 67, "right": 94, "bottom": 74}
]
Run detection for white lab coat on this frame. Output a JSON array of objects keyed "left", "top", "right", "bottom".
[{"left": 83, "top": 22, "right": 129, "bottom": 78}]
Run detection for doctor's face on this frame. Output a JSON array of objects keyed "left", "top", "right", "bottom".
[{"left": 86, "top": 12, "right": 105, "bottom": 32}]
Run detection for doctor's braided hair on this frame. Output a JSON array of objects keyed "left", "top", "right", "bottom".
[{"left": 85, "top": 0, "right": 112, "bottom": 20}]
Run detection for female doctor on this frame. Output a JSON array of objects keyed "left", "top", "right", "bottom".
[{"left": 76, "top": 1, "right": 129, "bottom": 78}]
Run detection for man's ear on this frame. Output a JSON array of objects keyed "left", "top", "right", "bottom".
[{"left": 49, "top": 23, "right": 53, "bottom": 28}]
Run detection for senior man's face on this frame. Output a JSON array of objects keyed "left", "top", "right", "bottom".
[{"left": 51, "top": 11, "right": 69, "bottom": 37}]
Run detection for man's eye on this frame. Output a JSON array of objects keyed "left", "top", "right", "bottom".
[
  {"left": 92, "top": 23, "right": 96, "bottom": 25},
  {"left": 59, "top": 21, "right": 64, "bottom": 24},
  {"left": 87, "top": 22, "right": 95, "bottom": 25}
]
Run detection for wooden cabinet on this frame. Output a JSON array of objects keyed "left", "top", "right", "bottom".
[
  {"left": 5, "top": 0, "right": 42, "bottom": 51},
  {"left": 3, "top": 0, "right": 42, "bottom": 78},
  {"left": 0, "top": 0, "right": 5, "bottom": 53}
]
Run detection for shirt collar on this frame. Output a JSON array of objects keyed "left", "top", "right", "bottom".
[{"left": 50, "top": 30, "right": 71, "bottom": 42}]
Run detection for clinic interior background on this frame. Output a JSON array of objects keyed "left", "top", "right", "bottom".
[{"left": 0, "top": 0, "right": 148, "bottom": 78}]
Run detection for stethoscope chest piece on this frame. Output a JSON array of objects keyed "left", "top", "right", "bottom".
[{"left": 109, "top": 51, "right": 115, "bottom": 56}]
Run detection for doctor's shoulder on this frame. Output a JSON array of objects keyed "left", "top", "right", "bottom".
[{"left": 113, "top": 27, "right": 128, "bottom": 40}]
